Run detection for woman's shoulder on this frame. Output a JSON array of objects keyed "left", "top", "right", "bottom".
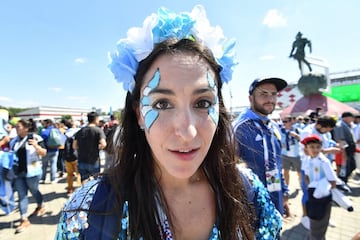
[
  {"left": 55, "top": 178, "right": 102, "bottom": 239},
  {"left": 9, "top": 136, "right": 19, "bottom": 145},
  {"left": 236, "top": 164, "right": 282, "bottom": 239},
  {"left": 64, "top": 178, "right": 101, "bottom": 211},
  {"left": 237, "top": 164, "right": 261, "bottom": 186}
]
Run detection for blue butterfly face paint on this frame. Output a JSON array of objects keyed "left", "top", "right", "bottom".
[
  {"left": 140, "top": 69, "right": 161, "bottom": 130},
  {"left": 207, "top": 70, "right": 219, "bottom": 125}
]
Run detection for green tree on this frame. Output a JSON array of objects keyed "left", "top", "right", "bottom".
[
  {"left": 61, "top": 115, "right": 72, "bottom": 121},
  {"left": 0, "top": 105, "right": 29, "bottom": 117}
]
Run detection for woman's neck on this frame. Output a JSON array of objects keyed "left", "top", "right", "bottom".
[
  {"left": 19, "top": 133, "right": 27, "bottom": 138},
  {"left": 157, "top": 168, "right": 205, "bottom": 192}
]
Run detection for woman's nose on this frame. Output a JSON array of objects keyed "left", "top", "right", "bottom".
[{"left": 173, "top": 109, "right": 197, "bottom": 141}]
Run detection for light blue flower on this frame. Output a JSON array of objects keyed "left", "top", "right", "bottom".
[
  {"left": 153, "top": 7, "right": 195, "bottom": 43},
  {"left": 217, "top": 38, "right": 238, "bottom": 84},
  {"left": 108, "top": 42, "right": 138, "bottom": 93}
]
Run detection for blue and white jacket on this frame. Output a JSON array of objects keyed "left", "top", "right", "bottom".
[{"left": 233, "top": 108, "right": 289, "bottom": 215}]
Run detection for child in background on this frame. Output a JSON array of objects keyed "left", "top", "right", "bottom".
[{"left": 302, "top": 134, "right": 337, "bottom": 240}]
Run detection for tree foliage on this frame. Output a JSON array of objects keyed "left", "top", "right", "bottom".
[
  {"left": 61, "top": 115, "right": 73, "bottom": 120},
  {"left": 0, "top": 105, "right": 29, "bottom": 117}
]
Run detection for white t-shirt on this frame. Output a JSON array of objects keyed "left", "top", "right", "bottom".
[
  {"left": 303, "top": 153, "right": 337, "bottom": 188},
  {"left": 299, "top": 124, "right": 334, "bottom": 170}
]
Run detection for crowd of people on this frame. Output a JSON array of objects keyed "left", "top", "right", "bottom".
[
  {"left": 277, "top": 112, "right": 359, "bottom": 238},
  {"left": 0, "top": 113, "right": 119, "bottom": 233},
  {"left": 1, "top": 4, "right": 360, "bottom": 239}
]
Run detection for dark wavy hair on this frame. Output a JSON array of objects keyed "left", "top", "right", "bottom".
[
  {"left": 106, "top": 39, "right": 255, "bottom": 239},
  {"left": 316, "top": 115, "right": 337, "bottom": 128},
  {"left": 17, "top": 119, "right": 37, "bottom": 133}
]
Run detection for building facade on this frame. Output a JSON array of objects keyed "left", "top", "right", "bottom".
[{"left": 16, "top": 106, "right": 92, "bottom": 121}]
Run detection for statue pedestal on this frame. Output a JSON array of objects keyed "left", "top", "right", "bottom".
[{"left": 297, "top": 73, "right": 327, "bottom": 96}]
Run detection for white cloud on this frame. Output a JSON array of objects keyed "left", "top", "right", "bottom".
[
  {"left": 48, "top": 87, "right": 62, "bottom": 92},
  {"left": 74, "top": 57, "right": 86, "bottom": 64},
  {"left": 0, "top": 96, "right": 11, "bottom": 102},
  {"left": 263, "top": 9, "right": 287, "bottom": 28},
  {"left": 259, "top": 55, "right": 275, "bottom": 60}
]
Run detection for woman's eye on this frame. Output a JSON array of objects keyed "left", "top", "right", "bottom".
[
  {"left": 153, "top": 100, "right": 172, "bottom": 110},
  {"left": 195, "top": 99, "right": 212, "bottom": 109}
]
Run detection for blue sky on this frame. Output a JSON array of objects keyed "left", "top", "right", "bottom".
[{"left": 0, "top": 0, "right": 359, "bottom": 113}]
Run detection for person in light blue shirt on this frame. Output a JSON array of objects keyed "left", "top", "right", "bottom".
[{"left": 280, "top": 116, "right": 301, "bottom": 187}]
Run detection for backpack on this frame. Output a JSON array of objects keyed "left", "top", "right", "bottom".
[
  {"left": 46, "top": 128, "right": 63, "bottom": 148},
  {"left": 63, "top": 136, "right": 77, "bottom": 161}
]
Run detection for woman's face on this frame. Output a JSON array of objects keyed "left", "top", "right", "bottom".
[
  {"left": 15, "top": 122, "right": 28, "bottom": 138},
  {"left": 137, "top": 53, "right": 219, "bottom": 181}
]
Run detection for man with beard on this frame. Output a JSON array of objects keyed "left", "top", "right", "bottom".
[{"left": 233, "top": 77, "right": 290, "bottom": 218}]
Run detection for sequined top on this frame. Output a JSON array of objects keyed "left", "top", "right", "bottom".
[{"left": 55, "top": 168, "right": 282, "bottom": 240}]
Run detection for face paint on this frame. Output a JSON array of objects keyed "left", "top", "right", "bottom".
[
  {"left": 140, "top": 69, "right": 161, "bottom": 130},
  {"left": 207, "top": 70, "right": 219, "bottom": 125}
]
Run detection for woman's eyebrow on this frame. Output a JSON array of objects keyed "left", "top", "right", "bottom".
[
  {"left": 148, "top": 86, "right": 214, "bottom": 96},
  {"left": 148, "top": 88, "right": 174, "bottom": 96},
  {"left": 193, "top": 86, "right": 215, "bottom": 95}
]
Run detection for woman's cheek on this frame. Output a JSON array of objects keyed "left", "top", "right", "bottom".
[{"left": 141, "top": 69, "right": 161, "bottom": 131}]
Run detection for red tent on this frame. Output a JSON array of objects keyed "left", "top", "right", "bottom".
[{"left": 280, "top": 94, "right": 359, "bottom": 117}]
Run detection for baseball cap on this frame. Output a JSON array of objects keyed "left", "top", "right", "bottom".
[
  {"left": 248, "top": 77, "right": 288, "bottom": 95},
  {"left": 301, "top": 134, "right": 322, "bottom": 145}
]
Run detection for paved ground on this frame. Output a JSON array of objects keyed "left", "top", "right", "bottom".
[
  {"left": 0, "top": 170, "right": 359, "bottom": 240},
  {"left": 0, "top": 176, "right": 70, "bottom": 240},
  {"left": 280, "top": 170, "right": 360, "bottom": 240}
]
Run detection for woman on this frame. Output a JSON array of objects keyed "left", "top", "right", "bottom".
[
  {"left": 10, "top": 119, "right": 47, "bottom": 233},
  {"left": 55, "top": 5, "right": 281, "bottom": 239}
]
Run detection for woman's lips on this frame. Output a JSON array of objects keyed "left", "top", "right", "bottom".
[{"left": 170, "top": 148, "right": 199, "bottom": 161}]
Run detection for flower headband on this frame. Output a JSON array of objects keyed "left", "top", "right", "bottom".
[{"left": 108, "top": 5, "right": 238, "bottom": 93}]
